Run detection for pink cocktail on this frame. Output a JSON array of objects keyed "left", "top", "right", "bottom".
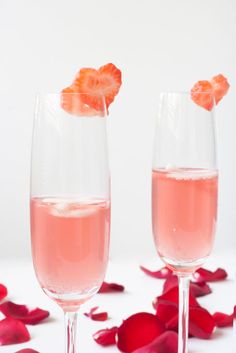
[
  {"left": 31, "top": 198, "right": 110, "bottom": 309},
  {"left": 152, "top": 169, "right": 218, "bottom": 271}
]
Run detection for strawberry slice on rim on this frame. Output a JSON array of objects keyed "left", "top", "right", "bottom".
[
  {"left": 190, "top": 80, "right": 214, "bottom": 111},
  {"left": 74, "top": 63, "right": 122, "bottom": 112},
  {"left": 211, "top": 74, "right": 230, "bottom": 104},
  {"left": 61, "top": 86, "right": 100, "bottom": 116},
  {"left": 191, "top": 74, "right": 230, "bottom": 111}
]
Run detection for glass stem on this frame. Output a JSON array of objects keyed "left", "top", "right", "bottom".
[
  {"left": 178, "top": 274, "right": 191, "bottom": 353},
  {"left": 64, "top": 311, "right": 78, "bottom": 353}
]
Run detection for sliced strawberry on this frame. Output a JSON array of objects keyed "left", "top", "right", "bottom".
[
  {"left": 61, "top": 86, "right": 100, "bottom": 116},
  {"left": 74, "top": 63, "right": 122, "bottom": 112},
  {"left": 190, "top": 80, "right": 214, "bottom": 111},
  {"left": 211, "top": 74, "right": 230, "bottom": 104}
]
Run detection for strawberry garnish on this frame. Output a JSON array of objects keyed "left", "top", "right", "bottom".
[
  {"left": 61, "top": 63, "right": 122, "bottom": 116},
  {"left": 74, "top": 63, "right": 122, "bottom": 112},
  {"left": 190, "top": 80, "right": 214, "bottom": 111},
  {"left": 211, "top": 74, "right": 230, "bottom": 104},
  {"left": 191, "top": 74, "right": 230, "bottom": 111},
  {"left": 61, "top": 86, "right": 99, "bottom": 116}
]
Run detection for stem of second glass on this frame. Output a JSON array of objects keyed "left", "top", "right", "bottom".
[
  {"left": 178, "top": 275, "right": 191, "bottom": 353},
  {"left": 64, "top": 311, "right": 78, "bottom": 353}
]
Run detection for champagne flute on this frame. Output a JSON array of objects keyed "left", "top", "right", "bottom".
[
  {"left": 152, "top": 92, "right": 218, "bottom": 353},
  {"left": 30, "top": 93, "right": 110, "bottom": 353}
]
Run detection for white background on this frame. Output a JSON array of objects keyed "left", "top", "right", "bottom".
[
  {"left": 0, "top": 2, "right": 235, "bottom": 353},
  {"left": 0, "top": 0, "right": 236, "bottom": 262}
]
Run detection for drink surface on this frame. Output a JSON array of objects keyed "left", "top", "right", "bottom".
[
  {"left": 152, "top": 168, "right": 218, "bottom": 269},
  {"left": 31, "top": 197, "right": 110, "bottom": 299}
]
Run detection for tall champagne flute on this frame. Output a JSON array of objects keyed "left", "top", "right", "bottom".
[
  {"left": 30, "top": 93, "right": 110, "bottom": 353},
  {"left": 152, "top": 92, "right": 218, "bottom": 353}
]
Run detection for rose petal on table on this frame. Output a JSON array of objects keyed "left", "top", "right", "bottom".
[
  {"left": 84, "top": 306, "right": 108, "bottom": 321},
  {"left": 155, "top": 300, "right": 178, "bottom": 324},
  {"left": 132, "top": 331, "right": 178, "bottom": 353},
  {"left": 189, "top": 306, "right": 215, "bottom": 339},
  {"left": 93, "top": 326, "right": 118, "bottom": 346},
  {"left": 166, "top": 305, "right": 215, "bottom": 339},
  {"left": 0, "top": 318, "right": 30, "bottom": 345},
  {"left": 117, "top": 312, "right": 165, "bottom": 353},
  {"left": 0, "top": 301, "right": 49, "bottom": 325},
  {"left": 15, "top": 349, "right": 39, "bottom": 353},
  {"left": 213, "top": 311, "right": 234, "bottom": 327},
  {"left": 154, "top": 286, "right": 199, "bottom": 307},
  {"left": 190, "top": 281, "right": 212, "bottom": 297},
  {"left": 140, "top": 266, "right": 172, "bottom": 279},
  {"left": 163, "top": 275, "right": 211, "bottom": 297},
  {"left": 194, "top": 268, "right": 227, "bottom": 282},
  {"left": 98, "top": 281, "right": 125, "bottom": 293},
  {"left": 0, "top": 284, "right": 8, "bottom": 301}
]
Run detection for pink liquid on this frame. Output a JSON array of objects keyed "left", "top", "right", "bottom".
[
  {"left": 30, "top": 197, "right": 110, "bottom": 308},
  {"left": 152, "top": 169, "right": 218, "bottom": 271}
]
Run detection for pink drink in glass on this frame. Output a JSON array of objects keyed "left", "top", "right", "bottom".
[
  {"left": 152, "top": 168, "right": 218, "bottom": 271},
  {"left": 31, "top": 197, "right": 110, "bottom": 308}
]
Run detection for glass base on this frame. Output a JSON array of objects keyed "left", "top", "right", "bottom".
[
  {"left": 43, "top": 285, "right": 99, "bottom": 312},
  {"left": 159, "top": 254, "right": 209, "bottom": 274}
]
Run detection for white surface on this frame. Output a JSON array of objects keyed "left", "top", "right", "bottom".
[
  {"left": 0, "top": 256, "right": 235, "bottom": 353},
  {"left": 0, "top": 0, "right": 236, "bottom": 259}
]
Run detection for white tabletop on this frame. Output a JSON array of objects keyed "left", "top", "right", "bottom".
[{"left": 0, "top": 255, "right": 235, "bottom": 353}]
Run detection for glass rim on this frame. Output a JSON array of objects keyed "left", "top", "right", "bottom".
[
  {"left": 35, "top": 92, "right": 106, "bottom": 97},
  {"left": 160, "top": 90, "right": 214, "bottom": 95}
]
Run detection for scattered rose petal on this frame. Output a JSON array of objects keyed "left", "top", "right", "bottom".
[
  {"left": 155, "top": 301, "right": 178, "bottom": 324},
  {"left": 0, "top": 318, "right": 30, "bottom": 345},
  {"left": 0, "top": 301, "right": 49, "bottom": 325},
  {"left": 140, "top": 266, "right": 172, "bottom": 279},
  {"left": 93, "top": 326, "right": 118, "bottom": 346},
  {"left": 194, "top": 268, "right": 227, "bottom": 282},
  {"left": 0, "top": 284, "right": 7, "bottom": 301},
  {"left": 189, "top": 306, "right": 215, "bottom": 339},
  {"left": 154, "top": 286, "right": 199, "bottom": 308},
  {"left": 117, "top": 312, "right": 165, "bottom": 353},
  {"left": 213, "top": 311, "right": 234, "bottom": 327},
  {"left": 163, "top": 275, "right": 211, "bottom": 297},
  {"left": 132, "top": 331, "right": 178, "bottom": 353},
  {"left": 84, "top": 306, "right": 108, "bottom": 321},
  {"left": 167, "top": 305, "right": 215, "bottom": 339},
  {"left": 98, "top": 281, "right": 125, "bottom": 293},
  {"left": 190, "top": 281, "right": 212, "bottom": 297},
  {"left": 16, "top": 348, "right": 39, "bottom": 353}
]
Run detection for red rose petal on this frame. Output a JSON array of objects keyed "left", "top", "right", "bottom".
[
  {"left": 84, "top": 306, "right": 108, "bottom": 321},
  {"left": 194, "top": 268, "right": 227, "bottom": 282},
  {"left": 163, "top": 275, "right": 211, "bottom": 297},
  {"left": 213, "top": 311, "right": 234, "bottom": 327},
  {"left": 140, "top": 266, "right": 172, "bottom": 279},
  {"left": 190, "top": 281, "right": 212, "bottom": 297},
  {"left": 155, "top": 301, "right": 178, "bottom": 324},
  {"left": 93, "top": 326, "right": 118, "bottom": 346},
  {"left": 0, "top": 301, "right": 49, "bottom": 325},
  {"left": 155, "top": 286, "right": 199, "bottom": 307},
  {"left": 166, "top": 306, "right": 215, "bottom": 339},
  {"left": 98, "top": 281, "right": 125, "bottom": 293},
  {"left": 0, "top": 284, "right": 7, "bottom": 301},
  {"left": 117, "top": 312, "right": 165, "bottom": 353},
  {"left": 0, "top": 318, "right": 30, "bottom": 345},
  {"left": 189, "top": 306, "right": 215, "bottom": 339},
  {"left": 132, "top": 331, "right": 178, "bottom": 353},
  {"left": 16, "top": 348, "right": 39, "bottom": 353}
]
